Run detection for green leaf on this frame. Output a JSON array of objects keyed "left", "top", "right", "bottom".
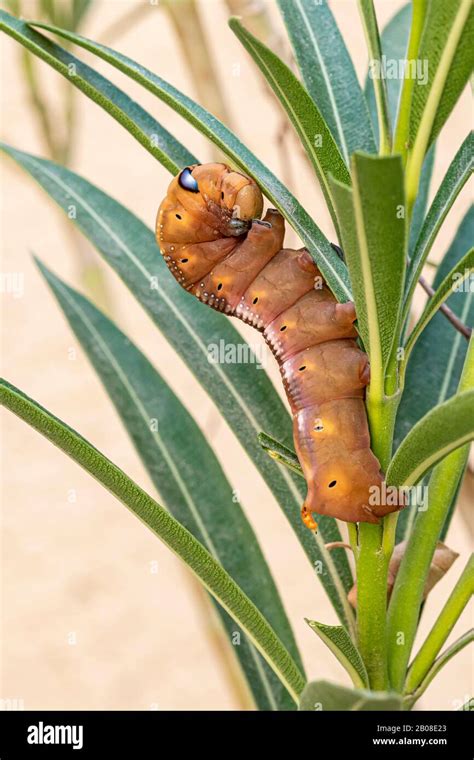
[
  {"left": 70, "top": 0, "right": 92, "bottom": 30},
  {"left": 387, "top": 341, "right": 474, "bottom": 691},
  {"left": 36, "top": 259, "right": 303, "bottom": 711},
  {"left": 0, "top": 378, "right": 306, "bottom": 704},
  {"left": 277, "top": 0, "right": 376, "bottom": 161},
  {"left": 29, "top": 18, "right": 352, "bottom": 303},
  {"left": 358, "top": 0, "right": 392, "bottom": 154},
  {"left": 387, "top": 390, "right": 474, "bottom": 487},
  {"left": 404, "top": 629, "right": 474, "bottom": 707},
  {"left": 330, "top": 153, "right": 406, "bottom": 391},
  {"left": 0, "top": 11, "right": 196, "bottom": 173},
  {"left": 395, "top": 207, "right": 474, "bottom": 541},
  {"left": 258, "top": 432, "right": 302, "bottom": 477},
  {"left": 405, "top": 0, "right": 473, "bottom": 210},
  {"left": 405, "top": 132, "right": 473, "bottom": 306},
  {"left": 229, "top": 17, "right": 350, "bottom": 231},
  {"left": 404, "top": 247, "right": 474, "bottom": 364},
  {"left": 363, "top": 3, "right": 435, "bottom": 252},
  {"left": 299, "top": 680, "right": 403, "bottom": 711},
  {"left": 404, "top": 556, "right": 474, "bottom": 694},
  {"left": 364, "top": 3, "right": 412, "bottom": 147},
  {"left": 306, "top": 620, "right": 369, "bottom": 689},
  {"left": 1, "top": 144, "right": 355, "bottom": 631},
  {"left": 409, "top": 145, "right": 435, "bottom": 256},
  {"left": 393, "top": 0, "right": 428, "bottom": 164},
  {"left": 396, "top": 207, "right": 474, "bottom": 448}
]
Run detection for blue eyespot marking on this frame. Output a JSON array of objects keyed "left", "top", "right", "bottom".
[{"left": 178, "top": 167, "right": 199, "bottom": 193}]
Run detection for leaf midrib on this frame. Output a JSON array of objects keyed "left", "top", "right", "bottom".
[{"left": 293, "top": 0, "right": 349, "bottom": 163}]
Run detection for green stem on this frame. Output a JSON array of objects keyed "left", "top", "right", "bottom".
[
  {"left": 356, "top": 522, "right": 389, "bottom": 689},
  {"left": 404, "top": 628, "right": 474, "bottom": 707},
  {"left": 405, "top": 558, "right": 474, "bottom": 694},
  {"left": 393, "top": 0, "right": 427, "bottom": 164},
  {"left": 356, "top": 391, "right": 399, "bottom": 690}
]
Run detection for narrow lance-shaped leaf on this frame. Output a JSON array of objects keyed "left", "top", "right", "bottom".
[
  {"left": 277, "top": 0, "right": 376, "bottom": 160},
  {"left": 37, "top": 259, "right": 303, "bottom": 710},
  {"left": 306, "top": 620, "right": 369, "bottom": 689},
  {"left": 396, "top": 207, "right": 474, "bottom": 446},
  {"left": 364, "top": 2, "right": 412, "bottom": 147},
  {"left": 405, "top": 0, "right": 473, "bottom": 210},
  {"left": 405, "top": 554, "right": 474, "bottom": 695},
  {"left": 330, "top": 153, "right": 406, "bottom": 396},
  {"left": 229, "top": 17, "right": 350, "bottom": 233},
  {"left": 409, "top": 145, "right": 435, "bottom": 256},
  {"left": 358, "top": 0, "right": 392, "bottom": 154},
  {"left": 393, "top": 0, "right": 428, "bottom": 163},
  {"left": 387, "top": 338, "right": 474, "bottom": 691},
  {"left": 395, "top": 207, "right": 474, "bottom": 541},
  {"left": 258, "top": 432, "right": 302, "bottom": 477},
  {"left": 404, "top": 629, "right": 474, "bottom": 707},
  {"left": 403, "top": 247, "right": 474, "bottom": 365},
  {"left": 0, "top": 11, "right": 196, "bottom": 173},
  {"left": 29, "top": 17, "right": 352, "bottom": 303},
  {"left": 0, "top": 379, "right": 306, "bottom": 703},
  {"left": 405, "top": 132, "right": 473, "bottom": 306},
  {"left": 387, "top": 390, "right": 474, "bottom": 488},
  {"left": 1, "top": 144, "right": 355, "bottom": 630},
  {"left": 363, "top": 4, "right": 435, "bottom": 255}
]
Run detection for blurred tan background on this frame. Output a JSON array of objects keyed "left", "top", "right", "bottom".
[{"left": 1, "top": 0, "right": 472, "bottom": 710}]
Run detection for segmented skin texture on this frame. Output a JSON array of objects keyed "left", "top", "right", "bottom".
[{"left": 156, "top": 163, "right": 399, "bottom": 527}]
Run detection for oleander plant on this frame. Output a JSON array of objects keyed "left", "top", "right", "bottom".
[{"left": 1, "top": 0, "right": 473, "bottom": 711}]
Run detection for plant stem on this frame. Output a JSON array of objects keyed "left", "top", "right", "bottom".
[
  {"left": 405, "top": 557, "right": 474, "bottom": 695},
  {"left": 357, "top": 390, "right": 399, "bottom": 690},
  {"left": 356, "top": 522, "right": 389, "bottom": 689}
]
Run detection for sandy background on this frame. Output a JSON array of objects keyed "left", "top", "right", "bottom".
[{"left": 1, "top": 0, "right": 472, "bottom": 710}]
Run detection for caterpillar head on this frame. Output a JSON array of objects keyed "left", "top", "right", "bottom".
[{"left": 157, "top": 163, "right": 264, "bottom": 245}]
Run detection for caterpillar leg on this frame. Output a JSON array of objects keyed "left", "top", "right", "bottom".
[{"left": 301, "top": 505, "right": 318, "bottom": 532}]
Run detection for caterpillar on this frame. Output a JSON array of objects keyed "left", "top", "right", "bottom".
[{"left": 156, "top": 163, "right": 401, "bottom": 529}]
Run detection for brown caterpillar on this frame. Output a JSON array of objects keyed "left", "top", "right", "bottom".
[{"left": 156, "top": 163, "right": 400, "bottom": 529}]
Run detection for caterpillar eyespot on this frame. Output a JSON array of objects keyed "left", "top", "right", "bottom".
[{"left": 156, "top": 163, "right": 403, "bottom": 527}]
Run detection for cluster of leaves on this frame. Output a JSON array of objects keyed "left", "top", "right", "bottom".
[{"left": 1, "top": 0, "right": 473, "bottom": 710}]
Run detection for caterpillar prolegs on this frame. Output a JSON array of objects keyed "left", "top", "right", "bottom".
[{"left": 156, "top": 163, "right": 401, "bottom": 528}]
